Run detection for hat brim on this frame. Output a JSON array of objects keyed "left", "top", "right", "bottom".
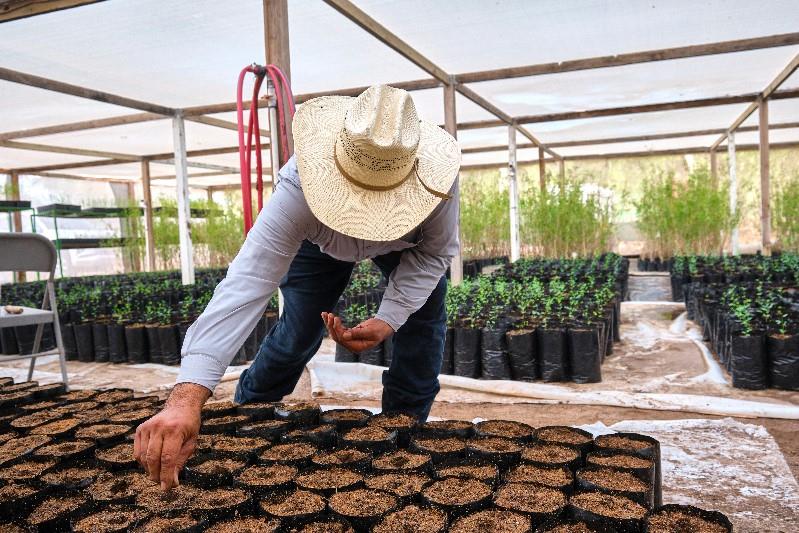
[{"left": 293, "top": 95, "right": 460, "bottom": 242}]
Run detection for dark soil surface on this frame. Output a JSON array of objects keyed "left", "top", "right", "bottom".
[
  {"left": 595, "top": 434, "right": 652, "bottom": 451},
  {"left": 75, "top": 424, "right": 130, "bottom": 440},
  {"left": 435, "top": 463, "right": 498, "bottom": 483},
  {"left": 212, "top": 435, "right": 269, "bottom": 454},
  {"left": 205, "top": 517, "right": 281, "bottom": 533},
  {"left": 296, "top": 467, "right": 362, "bottom": 491},
  {"left": 368, "top": 412, "right": 416, "bottom": 430},
  {"left": 72, "top": 507, "right": 149, "bottom": 533},
  {"left": 0, "top": 458, "right": 56, "bottom": 482},
  {"left": 190, "top": 487, "right": 249, "bottom": 511},
  {"left": 312, "top": 447, "right": 370, "bottom": 467},
  {"left": 373, "top": 449, "right": 430, "bottom": 471},
  {"left": 537, "top": 426, "right": 593, "bottom": 446},
  {"left": 27, "top": 494, "right": 88, "bottom": 527},
  {"left": 132, "top": 514, "right": 201, "bottom": 533},
  {"left": 96, "top": 442, "right": 135, "bottom": 464},
  {"left": 135, "top": 484, "right": 198, "bottom": 514},
  {"left": 587, "top": 453, "right": 653, "bottom": 469},
  {"left": 260, "top": 489, "right": 325, "bottom": 517},
  {"left": 373, "top": 504, "right": 447, "bottom": 533},
  {"left": 259, "top": 442, "right": 316, "bottom": 463},
  {"left": 468, "top": 437, "right": 522, "bottom": 453},
  {"left": 522, "top": 444, "right": 581, "bottom": 464},
  {"left": 236, "top": 464, "right": 297, "bottom": 488},
  {"left": 365, "top": 472, "right": 430, "bottom": 498},
  {"left": 89, "top": 471, "right": 153, "bottom": 501},
  {"left": 449, "top": 509, "right": 531, "bottom": 533},
  {"left": 291, "top": 520, "right": 354, "bottom": 533},
  {"left": 29, "top": 417, "right": 81, "bottom": 435},
  {"left": 108, "top": 408, "right": 157, "bottom": 423},
  {"left": 571, "top": 490, "right": 648, "bottom": 519},
  {"left": 422, "top": 477, "right": 492, "bottom": 506},
  {"left": 328, "top": 488, "right": 397, "bottom": 518},
  {"left": 505, "top": 464, "right": 573, "bottom": 487},
  {"left": 476, "top": 420, "right": 534, "bottom": 439},
  {"left": 93, "top": 390, "right": 134, "bottom": 403},
  {"left": 578, "top": 467, "right": 649, "bottom": 492},
  {"left": 494, "top": 482, "right": 567, "bottom": 513},
  {"left": 202, "top": 400, "right": 237, "bottom": 416},
  {"left": 193, "top": 457, "right": 247, "bottom": 475},
  {"left": 342, "top": 425, "right": 392, "bottom": 442},
  {"left": 39, "top": 465, "right": 103, "bottom": 486},
  {"left": 0, "top": 483, "right": 37, "bottom": 504},
  {"left": 646, "top": 509, "right": 730, "bottom": 533},
  {"left": 33, "top": 439, "right": 94, "bottom": 458},
  {"left": 412, "top": 436, "right": 466, "bottom": 453}
]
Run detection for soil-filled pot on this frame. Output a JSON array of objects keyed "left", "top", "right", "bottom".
[
  {"left": 258, "top": 442, "right": 318, "bottom": 469},
  {"left": 89, "top": 472, "right": 153, "bottom": 505},
  {"left": 467, "top": 437, "right": 522, "bottom": 471},
  {"left": 26, "top": 493, "right": 91, "bottom": 532},
  {"left": 274, "top": 402, "right": 321, "bottom": 427},
  {"left": 237, "top": 419, "right": 291, "bottom": 441},
  {"left": 91, "top": 322, "right": 110, "bottom": 363},
  {"left": 72, "top": 506, "right": 150, "bottom": 533},
  {"left": 259, "top": 489, "right": 326, "bottom": 529},
  {"left": 419, "top": 419, "right": 474, "bottom": 440},
  {"left": 368, "top": 412, "right": 417, "bottom": 448},
  {"left": 208, "top": 435, "right": 270, "bottom": 461},
  {"left": 159, "top": 325, "right": 180, "bottom": 365},
  {"left": 29, "top": 417, "right": 82, "bottom": 439},
  {"left": 95, "top": 442, "right": 137, "bottom": 471},
  {"left": 0, "top": 483, "right": 42, "bottom": 519},
  {"left": 358, "top": 344, "right": 384, "bottom": 366},
  {"left": 421, "top": 477, "right": 492, "bottom": 517},
  {"left": 335, "top": 343, "right": 358, "bottom": 363},
  {"left": 185, "top": 455, "right": 248, "bottom": 488},
  {"left": 132, "top": 513, "right": 205, "bottom": 533},
  {"left": 594, "top": 432, "right": 662, "bottom": 507},
  {"left": 145, "top": 325, "right": 162, "bottom": 365},
  {"left": 449, "top": 508, "right": 531, "bottom": 533},
  {"left": 282, "top": 424, "right": 338, "bottom": 449},
  {"left": 37, "top": 465, "right": 104, "bottom": 491},
  {"left": 536, "top": 426, "right": 594, "bottom": 456},
  {"left": 441, "top": 328, "right": 454, "bottom": 375},
  {"left": 188, "top": 487, "right": 252, "bottom": 521},
  {"left": 643, "top": 504, "right": 732, "bottom": 532},
  {"left": 373, "top": 503, "right": 447, "bottom": 533},
  {"left": 364, "top": 472, "right": 431, "bottom": 502},
  {"left": 200, "top": 415, "right": 249, "bottom": 435},
  {"left": 320, "top": 408, "right": 372, "bottom": 431},
  {"left": 295, "top": 467, "right": 363, "bottom": 496},
  {"left": 134, "top": 484, "right": 199, "bottom": 517},
  {"left": 0, "top": 458, "right": 57, "bottom": 485},
  {"left": 372, "top": 449, "right": 432, "bottom": 474},
  {"left": 234, "top": 463, "right": 297, "bottom": 495},
  {"left": 538, "top": 518, "right": 621, "bottom": 532},
  {"left": 74, "top": 424, "right": 130, "bottom": 447},
  {"left": 586, "top": 451, "right": 655, "bottom": 489},
  {"left": 73, "top": 323, "right": 95, "bottom": 362},
  {"left": 576, "top": 467, "right": 654, "bottom": 509},
  {"left": 205, "top": 516, "right": 281, "bottom": 533},
  {"left": 569, "top": 491, "right": 647, "bottom": 533},
  {"left": 32, "top": 439, "right": 96, "bottom": 462},
  {"left": 475, "top": 419, "right": 535, "bottom": 442},
  {"left": 328, "top": 488, "right": 399, "bottom": 531},
  {"left": 434, "top": 461, "right": 499, "bottom": 488},
  {"left": 31, "top": 382, "right": 67, "bottom": 399},
  {"left": 766, "top": 333, "right": 799, "bottom": 391},
  {"left": 124, "top": 325, "right": 148, "bottom": 364},
  {"left": 506, "top": 329, "right": 538, "bottom": 381},
  {"left": 341, "top": 426, "right": 398, "bottom": 454},
  {"left": 538, "top": 328, "right": 568, "bottom": 381},
  {"left": 494, "top": 481, "right": 567, "bottom": 523},
  {"left": 236, "top": 402, "right": 275, "bottom": 421},
  {"left": 481, "top": 327, "right": 512, "bottom": 380},
  {"left": 312, "top": 447, "right": 372, "bottom": 472},
  {"left": 521, "top": 443, "right": 582, "bottom": 472},
  {"left": 568, "top": 328, "right": 602, "bottom": 383},
  {"left": 107, "top": 323, "right": 127, "bottom": 363},
  {"left": 202, "top": 400, "right": 238, "bottom": 419},
  {"left": 94, "top": 388, "right": 134, "bottom": 403},
  {"left": 410, "top": 436, "right": 467, "bottom": 465},
  {"left": 505, "top": 463, "right": 574, "bottom": 494},
  {"left": 729, "top": 334, "right": 767, "bottom": 389},
  {"left": 453, "top": 327, "right": 481, "bottom": 378}
]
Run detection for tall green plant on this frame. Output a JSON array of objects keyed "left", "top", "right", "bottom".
[
  {"left": 774, "top": 175, "right": 799, "bottom": 252},
  {"left": 459, "top": 171, "right": 510, "bottom": 259}
]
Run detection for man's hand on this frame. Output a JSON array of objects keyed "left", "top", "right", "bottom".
[
  {"left": 133, "top": 383, "right": 210, "bottom": 490},
  {"left": 322, "top": 312, "right": 394, "bottom": 353}
]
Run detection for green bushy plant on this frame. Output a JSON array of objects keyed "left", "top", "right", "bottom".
[{"left": 774, "top": 175, "right": 799, "bottom": 252}]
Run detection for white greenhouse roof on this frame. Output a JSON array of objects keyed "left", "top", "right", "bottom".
[{"left": 1, "top": 0, "right": 799, "bottom": 187}]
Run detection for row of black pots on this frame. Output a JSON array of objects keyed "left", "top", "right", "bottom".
[{"left": 637, "top": 257, "right": 673, "bottom": 272}]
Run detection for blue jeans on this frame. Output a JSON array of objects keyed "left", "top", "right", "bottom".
[{"left": 235, "top": 240, "right": 446, "bottom": 421}]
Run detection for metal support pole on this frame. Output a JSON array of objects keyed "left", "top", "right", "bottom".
[
  {"left": 558, "top": 158, "right": 566, "bottom": 187},
  {"left": 508, "top": 126, "right": 520, "bottom": 262},
  {"left": 444, "top": 81, "right": 463, "bottom": 285},
  {"left": 538, "top": 147, "right": 546, "bottom": 191},
  {"left": 728, "top": 131, "right": 739, "bottom": 255},
  {"left": 268, "top": 80, "right": 281, "bottom": 191},
  {"left": 141, "top": 161, "right": 155, "bottom": 272},
  {"left": 759, "top": 99, "right": 771, "bottom": 254},
  {"left": 710, "top": 149, "right": 718, "bottom": 186},
  {"left": 9, "top": 171, "right": 25, "bottom": 282},
  {"left": 172, "top": 112, "right": 195, "bottom": 284},
  {"left": 125, "top": 181, "right": 142, "bottom": 272}
]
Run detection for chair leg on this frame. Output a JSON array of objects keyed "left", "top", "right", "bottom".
[
  {"left": 49, "top": 290, "right": 70, "bottom": 391},
  {"left": 27, "top": 324, "right": 44, "bottom": 382},
  {"left": 27, "top": 356, "right": 37, "bottom": 381}
]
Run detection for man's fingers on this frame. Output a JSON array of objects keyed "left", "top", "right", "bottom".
[
  {"left": 145, "top": 432, "right": 165, "bottom": 484},
  {"left": 173, "top": 438, "right": 196, "bottom": 488},
  {"left": 135, "top": 425, "right": 150, "bottom": 468},
  {"left": 159, "top": 434, "right": 183, "bottom": 490}
]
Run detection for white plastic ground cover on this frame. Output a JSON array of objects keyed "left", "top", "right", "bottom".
[
  {"left": 306, "top": 354, "right": 799, "bottom": 420},
  {"left": 579, "top": 418, "right": 799, "bottom": 532}
]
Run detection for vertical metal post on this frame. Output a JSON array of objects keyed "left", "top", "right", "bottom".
[
  {"left": 125, "top": 181, "right": 142, "bottom": 272},
  {"left": 141, "top": 160, "right": 156, "bottom": 272},
  {"left": 759, "top": 99, "right": 771, "bottom": 254},
  {"left": 538, "top": 147, "right": 546, "bottom": 192},
  {"left": 172, "top": 112, "right": 195, "bottom": 284},
  {"left": 263, "top": 0, "right": 293, "bottom": 160},
  {"left": 508, "top": 126, "right": 520, "bottom": 262},
  {"left": 558, "top": 158, "right": 566, "bottom": 187},
  {"left": 728, "top": 131, "right": 739, "bottom": 255},
  {"left": 9, "top": 171, "right": 25, "bottom": 282},
  {"left": 206, "top": 187, "right": 214, "bottom": 204},
  {"left": 268, "top": 80, "right": 281, "bottom": 190},
  {"left": 710, "top": 149, "right": 718, "bottom": 186},
  {"left": 443, "top": 80, "right": 463, "bottom": 285}
]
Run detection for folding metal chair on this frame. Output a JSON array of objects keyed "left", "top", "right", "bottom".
[{"left": 0, "top": 233, "right": 69, "bottom": 388}]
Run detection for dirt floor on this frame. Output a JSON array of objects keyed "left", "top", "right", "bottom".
[{"left": 2, "top": 274, "right": 798, "bottom": 531}]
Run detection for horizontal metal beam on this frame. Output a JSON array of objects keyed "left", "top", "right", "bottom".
[
  {"left": 0, "top": 0, "right": 101, "bottom": 23},
  {"left": 0, "top": 139, "right": 141, "bottom": 161}
]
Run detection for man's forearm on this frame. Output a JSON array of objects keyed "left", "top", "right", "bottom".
[{"left": 165, "top": 382, "right": 212, "bottom": 411}]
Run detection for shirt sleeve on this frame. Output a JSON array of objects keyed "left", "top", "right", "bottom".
[
  {"left": 375, "top": 179, "right": 460, "bottom": 331},
  {"left": 176, "top": 159, "right": 312, "bottom": 391}
]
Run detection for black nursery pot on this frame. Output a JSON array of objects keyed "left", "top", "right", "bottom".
[
  {"left": 643, "top": 504, "right": 732, "bottom": 532},
  {"left": 368, "top": 412, "right": 418, "bottom": 448},
  {"left": 259, "top": 489, "right": 326, "bottom": 529},
  {"left": 538, "top": 517, "right": 620, "bottom": 532},
  {"left": 585, "top": 450, "right": 655, "bottom": 489},
  {"left": 568, "top": 327, "right": 602, "bottom": 384},
  {"left": 236, "top": 402, "right": 275, "bottom": 421},
  {"left": 481, "top": 327, "right": 512, "bottom": 380},
  {"left": 273, "top": 401, "right": 321, "bottom": 427},
  {"left": 73, "top": 322, "right": 95, "bottom": 362},
  {"left": 281, "top": 423, "right": 338, "bottom": 449},
  {"left": 234, "top": 463, "right": 297, "bottom": 495},
  {"left": 538, "top": 327, "right": 568, "bottom": 381},
  {"left": 467, "top": 437, "right": 523, "bottom": 471},
  {"left": 383, "top": 337, "right": 394, "bottom": 368},
  {"left": 493, "top": 481, "right": 567, "bottom": 524},
  {"left": 568, "top": 491, "right": 647, "bottom": 533},
  {"left": 575, "top": 466, "right": 654, "bottom": 509},
  {"left": 421, "top": 476, "right": 493, "bottom": 517},
  {"left": 91, "top": 322, "right": 110, "bottom": 363},
  {"left": 61, "top": 324, "right": 79, "bottom": 360},
  {"left": 440, "top": 327, "right": 454, "bottom": 375},
  {"left": 320, "top": 408, "right": 373, "bottom": 431},
  {"left": 13, "top": 325, "right": 37, "bottom": 355},
  {"left": 145, "top": 325, "right": 162, "bottom": 365},
  {"left": 766, "top": 333, "right": 799, "bottom": 391},
  {"left": 358, "top": 344, "right": 384, "bottom": 366},
  {"left": 0, "top": 327, "right": 20, "bottom": 356},
  {"left": 594, "top": 432, "right": 662, "bottom": 507},
  {"left": 453, "top": 327, "right": 481, "bottom": 378},
  {"left": 26, "top": 493, "right": 92, "bottom": 533},
  {"left": 184, "top": 454, "right": 248, "bottom": 488},
  {"left": 159, "top": 325, "right": 180, "bottom": 365},
  {"left": 188, "top": 487, "right": 252, "bottom": 521},
  {"left": 730, "top": 334, "right": 767, "bottom": 390},
  {"left": 328, "top": 488, "right": 399, "bottom": 532},
  {"left": 0, "top": 483, "right": 42, "bottom": 520},
  {"left": 124, "top": 324, "right": 147, "bottom": 364},
  {"left": 335, "top": 342, "right": 359, "bottom": 363},
  {"left": 506, "top": 329, "right": 538, "bottom": 381},
  {"left": 237, "top": 419, "right": 290, "bottom": 441},
  {"left": 107, "top": 323, "right": 127, "bottom": 364},
  {"left": 341, "top": 426, "right": 398, "bottom": 454},
  {"left": 419, "top": 419, "right": 474, "bottom": 440},
  {"left": 536, "top": 426, "right": 594, "bottom": 457}
]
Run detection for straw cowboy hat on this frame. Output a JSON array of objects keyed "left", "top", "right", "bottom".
[{"left": 293, "top": 84, "right": 461, "bottom": 241}]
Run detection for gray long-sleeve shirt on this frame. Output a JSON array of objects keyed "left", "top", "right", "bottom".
[{"left": 176, "top": 156, "right": 459, "bottom": 391}]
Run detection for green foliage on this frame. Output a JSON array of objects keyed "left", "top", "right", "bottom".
[
  {"left": 520, "top": 181, "right": 614, "bottom": 258},
  {"left": 459, "top": 171, "right": 510, "bottom": 259},
  {"left": 635, "top": 166, "right": 738, "bottom": 258},
  {"left": 774, "top": 175, "right": 799, "bottom": 252}
]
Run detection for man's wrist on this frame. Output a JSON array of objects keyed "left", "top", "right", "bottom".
[{"left": 165, "top": 382, "right": 211, "bottom": 412}]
